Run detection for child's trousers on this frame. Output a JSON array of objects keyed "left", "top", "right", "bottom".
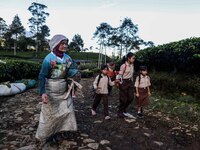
[
  {"left": 92, "top": 94, "right": 109, "bottom": 116},
  {"left": 118, "top": 79, "right": 134, "bottom": 113}
]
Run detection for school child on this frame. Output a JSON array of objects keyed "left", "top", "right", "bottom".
[
  {"left": 134, "top": 65, "right": 151, "bottom": 118},
  {"left": 106, "top": 62, "right": 116, "bottom": 95},
  {"left": 115, "top": 52, "right": 136, "bottom": 118},
  {"left": 91, "top": 64, "right": 115, "bottom": 120}
]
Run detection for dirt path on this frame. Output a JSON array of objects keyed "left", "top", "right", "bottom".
[{"left": 0, "top": 78, "right": 199, "bottom": 150}]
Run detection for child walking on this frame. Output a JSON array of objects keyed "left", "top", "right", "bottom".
[
  {"left": 115, "top": 52, "right": 135, "bottom": 118},
  {"left": 135, "top": 66, "right": 151, "bottom": 118},
  {"left": 91, "top": 64, "right": 115, "bottom": 120},
  {"left": 107, "top": 61, "right": 116, "bottom": 95}
]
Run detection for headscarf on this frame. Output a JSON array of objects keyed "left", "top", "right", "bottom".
[{"left": 49, "top": 34, "right": 68, "bottom": 58}]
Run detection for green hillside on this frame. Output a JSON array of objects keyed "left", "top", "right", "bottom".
[{"left": 0, "top": 50, "right": 111, "bottom": 61}]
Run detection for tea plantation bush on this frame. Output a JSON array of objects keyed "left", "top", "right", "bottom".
[
  {"left": 79, "top": 63, "right": 97, "bottom": 70},
  {"left": 0, "top": 59, "right": 41, "bottom": 82},
  {"left": 149, "top": 72, "right": 200, "bottom": 101},
  {"left": 80, "top": 70, "right": 94, "bottom": 78}
]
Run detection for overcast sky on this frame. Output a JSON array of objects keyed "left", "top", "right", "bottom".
[{"left": 1, "top": 0, "right": 200, "bottom": 54}]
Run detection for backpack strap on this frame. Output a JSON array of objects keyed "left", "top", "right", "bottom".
[
  {"left": 107, "top": 75, "right": 109, "bottom": 87},
  {"left": 97, "top": 74, "right": 102, "bottom": 87},
  {"left": 97, "top": 74, "right": 110, "bottom": 86}
]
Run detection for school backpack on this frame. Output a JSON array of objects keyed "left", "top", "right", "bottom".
[{"left": 92, "top": 74, "right": 110, "bottom": 97}]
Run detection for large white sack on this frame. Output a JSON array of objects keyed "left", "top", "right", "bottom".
[
  {"left": 0, "top": 83, "right": 26, "bottom": 96},
  {"left": 0, "top": 85, "right": 11, "bottom": 96}
]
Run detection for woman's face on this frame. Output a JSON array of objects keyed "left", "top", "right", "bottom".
[
  {"left": 128, "top": 55, "right": 136, "bottom": 64},
  {"left": 58, "top": 40, "right": 68, "bottom": 52}
]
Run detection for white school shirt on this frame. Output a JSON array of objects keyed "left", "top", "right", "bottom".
[
  {"left": 134, "top": 75, "right": 151, "bottom": 88},
  {"left": 93, "top": 74, "right": 115, "bottom": 94}
]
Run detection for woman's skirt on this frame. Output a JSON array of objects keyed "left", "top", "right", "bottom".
[
  {"left": 136, "top": 87, "right": 149, "bottom": 107},
  {"left": 36, "top": 79, "right": 77, "bottom": 142}
]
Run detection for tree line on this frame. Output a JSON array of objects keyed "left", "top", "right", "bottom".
[
  {"left": 93, "top": 18, "right": 154, "bottom": 67},
  {"left": 0, "top": 1, "right": 154, "bottom": 60},
  {"left": 0, "top": 2, "right": 85, "bottom": 57}
]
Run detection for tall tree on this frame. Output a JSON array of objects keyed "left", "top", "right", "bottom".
[
  {"left": 18, "top": 35, "right": 35, "bottom": 51},
  {"left": 0, "top": 17, "right": 7, "bottom": 49},
  {"left": 37, "top": 25, "right": 50, "bottom": 51},
  {"left": 118, "top": 18, "right": 142, "bottom": 55},
  {"left": 93, "top": 23, "right": 112, "bottom": 67},
  {"left": 71, "top": 34, "right": 84, "bottom": 51},
  {"left": 28, "top": 2, "right": 49, "bottom": 56},
  {"left": 3, "top": 30, "right": 13, "bottom": 50},
  {"left": 9, "top": 15, "right": 25, "bottom": 55},
  {"left": 109, "top": 18, "right": 152, "bottom": 58},
  {"left": 0, "top": 17, "right": 7, "bottom": 38}
]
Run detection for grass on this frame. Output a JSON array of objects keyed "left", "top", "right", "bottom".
[{"left": 149, "top": 93, "right": 200, "bottom": 124}]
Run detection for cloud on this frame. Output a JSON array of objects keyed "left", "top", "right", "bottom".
[{"left": 98, "top": 0, "right": 118, "bottom": 9}]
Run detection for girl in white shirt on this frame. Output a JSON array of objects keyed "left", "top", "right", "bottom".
[{"left": 135, "top": 66, "right": 151, "bottom": 118}]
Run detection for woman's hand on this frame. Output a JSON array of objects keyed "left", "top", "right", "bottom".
[
  {"left": 148, "top": 92, "right": 151, "bottom": 96},
  {"left": 42, "top": 93, "right": 48, "bottom": 104}
]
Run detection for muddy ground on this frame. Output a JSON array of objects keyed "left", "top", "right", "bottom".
[{"left": 0, "top": 78, "right": 200, "bottom": 150}]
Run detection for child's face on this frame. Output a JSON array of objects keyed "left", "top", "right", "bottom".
[
  {"left": 141, "top": 70, "right": 147, "bottom": 76},
  {"left": 102, "top": 68, "right": 108, "bottom": 75},
  {"left": 128, "top": 56, "right": 136, "bottom": 64}
]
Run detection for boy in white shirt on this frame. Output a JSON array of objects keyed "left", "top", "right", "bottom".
[{"left": 91, "top": 65, "right": 115, "bottom": 120}]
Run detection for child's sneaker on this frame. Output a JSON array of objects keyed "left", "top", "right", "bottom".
[
  {"left": 123, "top": 112, "right": 136, "bottom": 119},
  {"left": 137, "top": 113, "right": 144, "bottom": 119},
  {"left": 105, "top": 116, "right": 111, "bottom": 120},
  {"left": 91, "top": 109, "right": 96, "bottom": 116}
]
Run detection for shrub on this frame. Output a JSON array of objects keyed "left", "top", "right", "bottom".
[
  {"left": 149, "top": 72, "right": 200, "bottom": 101},
  {"left": 79, "top": 63, "right": 97, "bottom": 70},
  {"left": 81, "top": 70, "right": 94, "bottom": 78},
  {"left": 91, "top": 68, "right": 100, "bottom": 74},
  {"left": 0, "top": 59, "right": 41, "bottom": 82}
]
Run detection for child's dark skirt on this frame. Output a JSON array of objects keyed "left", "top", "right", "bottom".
[{"left": 136, "top": 88, "right": 149, "bottom": 107}]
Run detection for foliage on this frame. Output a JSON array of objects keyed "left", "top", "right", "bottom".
[
  {"left": 28, "top": 2, "right": 49, "bottom": 34},
  {"left": 91, "top": 68, "right": 100, "bottom": 74},
  {"left": 69, "top": 34, "right": 84, "bottom": 52},
  {"left": 9, "top": 15, "right": 25, "bottom": 38},
  {"left": 28, "top": 2, "right": 50, "bottom": 53},
  {"left": 0, "top": 17, "right": 7, "bottom": 38},
  {"left": 8, "top": 15, "right": 25, "bottom": 56},
  {"left": 0, "top": 50, "right": 111, "bottom": 62},
  {"left": 37, "top": 25, "right": 50, "bottom": 51},
  {"left": 149, "top": 72, "right": 200, "bottom": 100},
  {"left": 136, "top": 37, "right": 200, "bottom": 73},
  {"left": 80, "top": 70, "right": 94, "bottom": 78},
  {"left": 17, "top": 35, "right": 35, "bottom": 51},
  {"left": 68, "top": 51, "right": 111, "bottom": 61},
  {"left": 0, "top": 59, "right": 41, "bottom": 82},
  {"left": 3, "top": 29, "right": 14, "bottom": 50},
  {"left": 78, "top": 63, "right": 97, "bottom": 70},
  {"left": 0, "top": 50, "right": 45, "bottom": 59}
]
